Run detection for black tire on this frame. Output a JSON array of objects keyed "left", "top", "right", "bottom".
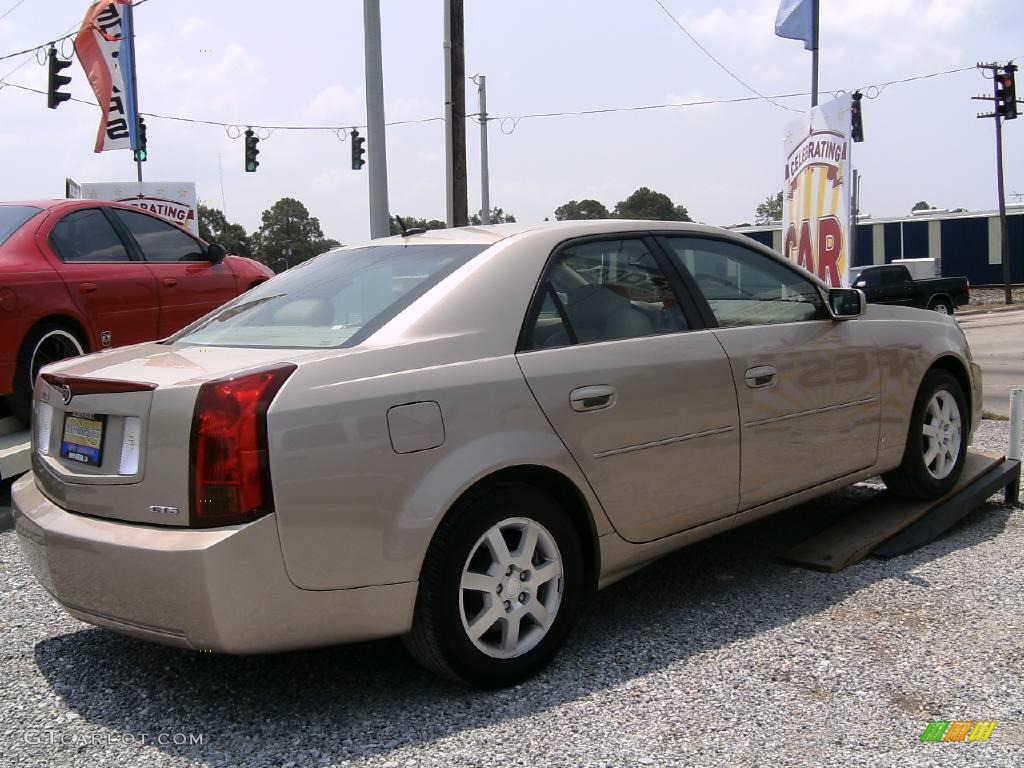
[
  {"left": 8, "top": 322, "right": 85, "bottom": 423},
  {"left": 882, "top": 369, "right": 969, "bottom": 499},
  {"left": 928, "top": 297, "right": 954, "bottom": 315},
  {"left": 403, "top": 482, "right": 585, "bottom": 688}
]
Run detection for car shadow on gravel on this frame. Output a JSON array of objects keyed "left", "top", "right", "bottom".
[{"left": 33, "top": 486, "right": 1015, "bottom": 767}]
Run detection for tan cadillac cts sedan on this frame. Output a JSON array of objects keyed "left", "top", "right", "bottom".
[{"left": 13, "top": 221, "right": 982, "bottom": 687}]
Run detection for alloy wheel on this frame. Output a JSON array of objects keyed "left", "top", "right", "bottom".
[
  {"left": 459, "top": 517, "right": 564, "bottom": 659},
  {"left": 921, "top": 389, "right": 962, "bottom": 480},
  {"left": 30, "top": 330, "right": 83, "bottom": 387}
]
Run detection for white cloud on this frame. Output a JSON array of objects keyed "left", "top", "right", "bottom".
[
  {"left": 304, "top": 84, "right": 360, "bottom": 123},
  {"left": 178, "top": 17, "right": 210, "bottom": 38}
]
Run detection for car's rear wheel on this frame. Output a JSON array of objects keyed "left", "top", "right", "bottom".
[
  {"left": 928, "top": 297, "right": 954, "bottom": 315},
  {"left": 404, "top": 482, "right": 584, "bottom": 688},
  {"left": 882, "top": 369, "right": 968, "bottom": 499},
  {"left": 8, "top": 322, "right": 85, "bottom": 423}
]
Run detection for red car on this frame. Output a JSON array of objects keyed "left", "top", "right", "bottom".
[{"left": 0, "top": 200, "right": 272, "bottom": 422}]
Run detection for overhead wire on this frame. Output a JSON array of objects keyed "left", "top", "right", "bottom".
[{"left": 651, "top": 0, "right": 801, "bottom": 113}]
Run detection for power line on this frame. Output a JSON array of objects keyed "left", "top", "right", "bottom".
[
  {"left": 651, "top": 0, "right": 801, "bottom": 113},
  {"left": 0, "top": 0, "right": 152, "bottom": 63},
  {"left": 2, "top": 55, "right": 1017, "bottom": 134},
  {"left": 0, "top": 0, "right": 30, "bottom": 23}
]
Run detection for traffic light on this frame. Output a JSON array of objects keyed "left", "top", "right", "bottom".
[
  {"left": 47, "top": 46, "right": 72, "bottom": 109},
  {"left": 850, "top": 91, "right": 864, "bottom": 142},
  {"left": 244, "top": 128, "right": 260, "bottom": 172},
  {"left": 996, "top": 64, "right": 1018, "bottom": 120},
  {"left": 350, "top": 128, "right": 365, "bottom": 170},
  {"left": 133, "top": 117, "right": 148, "bottom": 162}
]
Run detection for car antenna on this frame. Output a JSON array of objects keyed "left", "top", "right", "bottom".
[{"left": 393, "top": 216, "right": 427, "bottom": 237}]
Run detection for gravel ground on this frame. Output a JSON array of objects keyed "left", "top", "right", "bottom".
[
  {"left": 968, "top": 287, "right": 1024, "bottom": 306},
  {"left": 1, "top": 421, "right": 1021, "bottom": 768}
]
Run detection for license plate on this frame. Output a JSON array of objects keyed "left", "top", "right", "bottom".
[{"left": 60, "top": 413, "right": 107, "bottom": 467}]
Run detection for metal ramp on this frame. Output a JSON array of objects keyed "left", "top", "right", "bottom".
[
  {"left": 0, "top": 415, "right": 30, "bottom": 482},
  {"left": 781, "top": 451, "right": 1021, "bottom": 572}
]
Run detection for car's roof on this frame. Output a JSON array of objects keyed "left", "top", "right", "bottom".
[{"left": 361, "top": 220, "right": 750, "bottom": 248}]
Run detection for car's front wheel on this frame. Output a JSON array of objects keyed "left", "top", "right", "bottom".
[
  {"left": 404, "top": 482, "right": 584, "bottom": 687},
  {"left": 883, "top": 369, "right": 968, "bottom": 499}
]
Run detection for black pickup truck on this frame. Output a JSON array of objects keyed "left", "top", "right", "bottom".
[{"left": 849, "top": 264, "right": 970, "bottom": 315}]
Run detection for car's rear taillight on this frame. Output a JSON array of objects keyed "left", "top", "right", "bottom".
[{"left": 189, "top": 364, "right": 296, "bottom": 528}]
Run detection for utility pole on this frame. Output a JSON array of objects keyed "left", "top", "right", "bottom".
[
  {"left": 471, "top": 74, "right": 490, "bottom": 224},
  {"left": 444, "top": 0, "right": 468, "bottom": 226},
  {"left": 974, "top": 61, "right": 1020, "bottom": 304},
  {"left": 810, "top": 0, "right": 820, "bottom": 108},
  {"left": 363, "top": 0, "right": 390, "bottom": 239}
]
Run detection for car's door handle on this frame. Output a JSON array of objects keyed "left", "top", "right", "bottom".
[
  {"left": 745, "top": 366, "right": 778, "bottom": 388},
  {"left": 163, "top": 277, "right": 178, "bottom": 288},
  {"left": 79, "top": 282, "right": 97, "bottom": 294},
  {"left": 569, "top": 385, "right": 617, "bottom": 412}
]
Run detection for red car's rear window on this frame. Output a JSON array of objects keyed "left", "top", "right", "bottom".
[{"left": 0, "top": 205, "right": 42, "bottom": 247}]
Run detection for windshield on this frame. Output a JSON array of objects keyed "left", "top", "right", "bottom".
[
  {"left": 171, "top": 243, "right": 487, "bottom": 349},
  {"left": 0, "top": 205, "right": 42, "bottom": 247}
]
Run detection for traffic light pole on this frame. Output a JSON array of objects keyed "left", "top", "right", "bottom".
[
  {"left": 363, "top": 0, "right": 390, "bottom": 239},
  {"left": 994, "top": 107, "right": 1011, "bottom": 304},
  {"left": 126, "top": 3, "right": 143, "bottom": 182},
  {"left": 975, "top": 62, "right": 1016, "bottom": 304}
]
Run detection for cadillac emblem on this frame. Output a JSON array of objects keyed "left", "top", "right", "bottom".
[{"left": 60, "top": 384, "right": 73, "bottom": 405}]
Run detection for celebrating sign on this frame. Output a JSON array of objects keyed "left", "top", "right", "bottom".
[{"left": 781, "top": 94, "right": 853, "bottom": 287}]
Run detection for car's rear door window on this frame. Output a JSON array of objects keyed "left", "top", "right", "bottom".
[
  {"left": 111, "top": 208, "right": 206, "bottom": 262},
  {"left": 664, "top": 237, "right": 828, "bottom": 327},
  {"left": 171, "top": 244, "right": 486, "bottom": 348},
  {"left": 49, "top": 209, "right": 131, "bottom": 263},
  {"left": 525, "top": 238, "right": 689, "bottom": 349}
]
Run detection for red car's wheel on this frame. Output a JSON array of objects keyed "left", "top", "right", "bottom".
[{"left": 8, "top": 322, "right": 85, "bottom": 423}]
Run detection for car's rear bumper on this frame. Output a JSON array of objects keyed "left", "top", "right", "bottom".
[{"left": 11, "top": 472, "right": 416, "bottom": 654}]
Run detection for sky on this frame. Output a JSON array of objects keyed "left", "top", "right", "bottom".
[{"left": 0, "top": 0, "right": 1021, "bottom": 244}]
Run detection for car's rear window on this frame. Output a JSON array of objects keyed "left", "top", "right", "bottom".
[
  {"left": 171, "top": 243, "right": 488, "bottom": 349},
  {"left": 0, "top": 205, "right": 42, "bottom": 247}
]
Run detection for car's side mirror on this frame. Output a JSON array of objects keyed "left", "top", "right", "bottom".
[
  {"left": 206, "top": 242, "right": 228, "bottom": 265},
  {"left": 828, "top": 288, "right": 865, "bottom": 319}
]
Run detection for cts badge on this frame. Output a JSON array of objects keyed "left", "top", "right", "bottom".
[{"left": 149, "top": 505, "right": 180, "bottom": 516}]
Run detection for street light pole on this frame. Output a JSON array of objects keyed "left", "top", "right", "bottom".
[{"left": 363, "top": 0, "right": 391, "bottom": 239}]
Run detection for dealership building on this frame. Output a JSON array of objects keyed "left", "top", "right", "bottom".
[{"left": 732, "top": 206, "right": 1024, "bottom": 285}]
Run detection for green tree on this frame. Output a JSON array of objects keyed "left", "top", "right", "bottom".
[
  {"left": 912, "top": 200, "right": 933, "bottom": 212},
  {"left": 469, "top": 207, "right": 517, "bottom": 225},
  {"left": 755, "top": 192, "right": 784, "bottom": 225},
  {"left": 554, "top": 199, "right": 610, "bottom": 220},
  {"left": 197, "top": 204, "right": 251, "bottom": 257},
  {"left": 612, "top": 187, "right": 691, "bottom": 221},
  {"left": 251, "top": 197, "right": 335, "bottom": 271},
  {"left": 390, "top": 216, "right": 447, "bottom": 235}
]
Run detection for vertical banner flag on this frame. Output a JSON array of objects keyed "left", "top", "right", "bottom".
[
  {"left": 775, "top": 0, "right": 815, "bottom": 50},
  {"left": 782, "top": 94, "right": 853, "bottom": 287},
  {"left": 75, "top": 0, "right": 138, "bottom": 153}
]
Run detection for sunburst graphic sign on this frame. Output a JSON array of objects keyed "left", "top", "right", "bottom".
[{"left": 782, "top": 94, "right": 853, "bottom": 288}]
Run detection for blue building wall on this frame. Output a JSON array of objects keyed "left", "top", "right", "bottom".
[{"left": 737, "top": 211, "right": 1024, "bottom": 285}]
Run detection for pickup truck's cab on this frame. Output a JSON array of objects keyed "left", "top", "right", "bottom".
[{"left": 850, "top": 264, "right": 969, "bottom": 315}]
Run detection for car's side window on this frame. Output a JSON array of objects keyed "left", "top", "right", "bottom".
[
  {"left": 664, "top": 237, "right": 829, "bottom": 328},
  {"left": 49, "top": 209, "right": 131, "bottom": 263},
  {"left": 526, "top": 238, "right": 688, "bottom": 349},
  {"left": 112, "top": 209, "right": 206, "bottom": 263}
]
